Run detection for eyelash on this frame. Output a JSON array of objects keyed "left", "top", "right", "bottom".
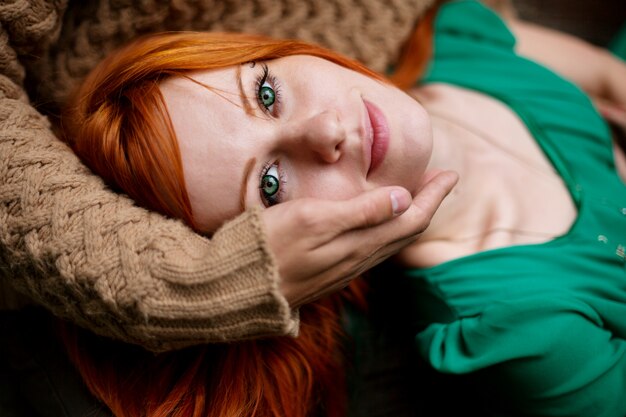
[
  {"left": 254, "top": 63, "right": 282, "bottom": 116},
  {"left": 259, "top": 161, "right": 287, "bottom": 207}
]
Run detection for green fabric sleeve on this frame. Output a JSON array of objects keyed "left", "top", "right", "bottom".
[{"left": 418, "top": 295, "right": 626, "bottom": 417}]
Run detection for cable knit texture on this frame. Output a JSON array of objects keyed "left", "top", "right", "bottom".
[{"left": 0, "top": 0, "right": 434, "bottom": 351}]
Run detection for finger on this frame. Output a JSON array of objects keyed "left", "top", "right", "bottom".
[
  {"left": 309, "top": 172, "right": 456, "bottom": 276},
  {"left": 282, "top": 171, "right": 458, "bottom": 283},
  {"left": 406, "top": 170, "right": 458, "bottom": 227},
  {"left": 313, "top": 171, "right": 457, "bottom": 259},
  {"left": 593, "top": 97, "right": 626, "bottom": 127},
  {"left": 331, "top": 186, "right": 413, "bottom": 231},
  {"left": 347, "top": 170, "right": 458, "bottom": 245}
]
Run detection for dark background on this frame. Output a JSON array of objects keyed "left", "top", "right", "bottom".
[{"left": 513, "top": 0, "right": 626, "bottom": 46}]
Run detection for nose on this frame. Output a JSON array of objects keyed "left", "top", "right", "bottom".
[{"left": 287, "top": 111, "right": 346, "bottom": 163}]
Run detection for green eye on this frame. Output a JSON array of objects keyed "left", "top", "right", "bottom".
[
  {"left": 261, "top": 174, "right": 279, "bottom": 197},
  {"left": 260, "top": 164, "right": 282, "bottom": 207},
  {"left": 259, "top": 85, "right": 275, "bottom": 109}
]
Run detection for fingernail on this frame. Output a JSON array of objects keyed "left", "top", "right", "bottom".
[{"left": 390, "top": 190, "right": 410, "bottom": 215}]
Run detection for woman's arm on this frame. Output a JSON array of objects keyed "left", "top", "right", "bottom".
[
  {"left": 507, "top": 18, "right": 626, "bottom": 110},
  {"left": 508, "top": 18, "right": 626, "bottom": 179}
]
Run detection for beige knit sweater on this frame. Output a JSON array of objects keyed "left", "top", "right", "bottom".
[{"left": 0, "top": 0, "right": 434, "bottom": 351}]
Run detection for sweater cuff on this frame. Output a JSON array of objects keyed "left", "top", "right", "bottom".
[{"left": 130, "top": 207, "right": 299, "bottom": 351}]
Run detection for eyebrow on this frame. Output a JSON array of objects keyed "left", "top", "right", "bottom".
[
  {"left": 240, "top": 157, "right": 257, "bottom": 212},
  {"left": 180, "top": 66, "right": 256, "bottom": 116},
  {"left": 236, "top": 65, "right": 255, "bottom": 116}
]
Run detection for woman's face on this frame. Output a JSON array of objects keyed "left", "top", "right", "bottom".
[{"left": 160, "top": 55, "right": 432, "bottom": 232}]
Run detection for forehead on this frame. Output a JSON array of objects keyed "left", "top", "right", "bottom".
[
  {"left": 159, "top": 66, "right": 256, "bottom": 232},
  {"left": 161, "top": 67, "right": 244, "bottom": 139}
]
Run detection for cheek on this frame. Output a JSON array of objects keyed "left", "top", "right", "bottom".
[
  {"left": 297, "top": 170, "right": 364, "bottom": 201},
  {"left": 391, "top": 99, "right": 433, "bottom": 188}
]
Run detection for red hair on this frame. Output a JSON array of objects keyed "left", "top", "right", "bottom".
[
  {"left": 60, "top": 13, "right": 437, "bottom": 416},
  {"left": 389, "top": 2, "right": 439, "bottom": 89}
]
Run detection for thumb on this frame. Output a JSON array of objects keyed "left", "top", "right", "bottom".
[
  {"left": 333, "top": 186, "right": 412, "bottom": 231},
  {"left": 411, "top": 170, "right": 459, "bottom": 219}
]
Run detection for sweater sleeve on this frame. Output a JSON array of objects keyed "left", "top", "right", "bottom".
[{"left": 0, "top": 0, "right": 298, "bottom": 352}]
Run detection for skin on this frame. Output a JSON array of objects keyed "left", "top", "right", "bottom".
[{"left": 160, "top": 56, "right": 432, "bottom": 233}]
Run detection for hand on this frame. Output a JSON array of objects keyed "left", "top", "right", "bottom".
[
  {"left": 261, "top": 170, "right": 458, "bottom": 308},
  {"left": 594, "top": 96, "right": 626, "bottom": 181},
  {"left": 593, "top": 96, "right": 626, "bottom": 131}
]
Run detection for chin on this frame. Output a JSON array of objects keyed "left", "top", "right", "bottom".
[
  {"left": 397, "top": 139, "right": 432, "bottom": 197},
  {"left": 373, "top": 162, "right": 422, "bottom": 197}
]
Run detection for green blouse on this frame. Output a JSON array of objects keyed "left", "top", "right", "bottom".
[{"left": 406, "top": 1, "right": 626, "bottom": 416}]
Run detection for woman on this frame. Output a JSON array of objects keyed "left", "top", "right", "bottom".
[
  {"left": 61, "top": 0, "right": 626, "bottom": 416},
  {"left": 0, "top": 0, "right": 452, "bottom": 354}
]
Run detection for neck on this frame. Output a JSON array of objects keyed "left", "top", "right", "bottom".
[
  {"left": 407, "top": 85, "right": 512, "bottom": 246},
  {"left": 418, "top": 111, "right": 473, "bottom": 238},
  {"left": 398, "top": 84, "right": 576, "bottom": 268}
]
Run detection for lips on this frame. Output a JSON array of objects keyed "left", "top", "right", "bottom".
[{"left": 364, "top": 99, "right": 390, "bottom": 176}]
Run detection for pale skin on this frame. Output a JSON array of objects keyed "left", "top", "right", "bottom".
[{"left": 160, "top": 17, "right": 626, "bottom": 305}]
